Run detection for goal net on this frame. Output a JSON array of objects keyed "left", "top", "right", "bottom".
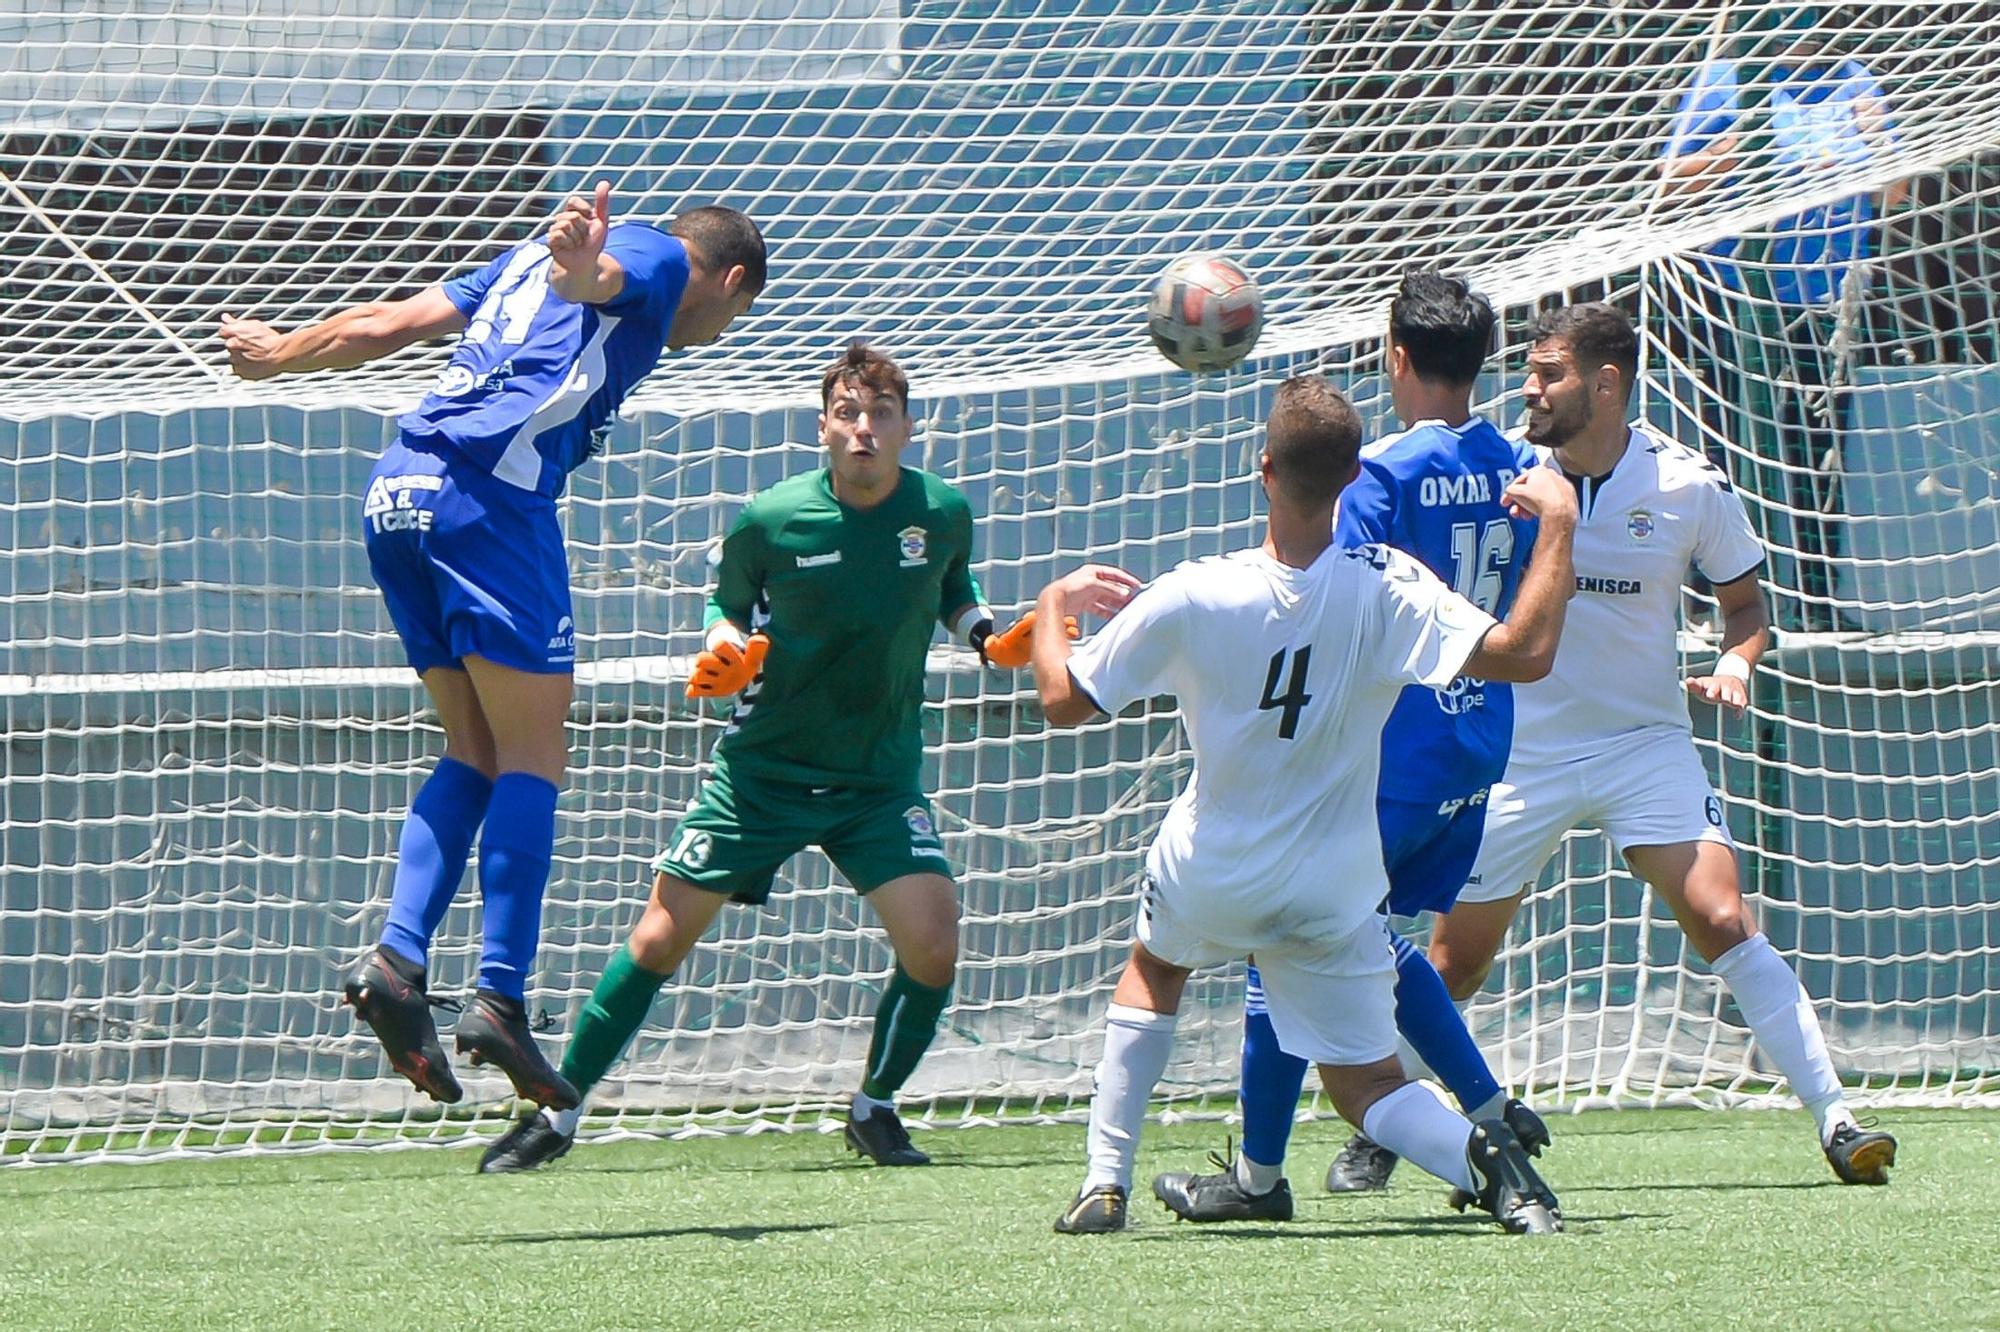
[{"left": 2, "top": 1, "right": 1996, "bottom": 1161}]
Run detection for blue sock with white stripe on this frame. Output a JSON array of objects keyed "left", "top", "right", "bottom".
[
  {"left": 1392, "top": 931, "right": 1503, "bottom": 1116},
  {"left": 1238, "top": 964, "right": 1310, "bottom": 1168},
  {"left": 379, "top": 757, "right": 494, "bottom": 970},
  {"left": 474, "top": 772, "right": 560, "bottom": 1001}
]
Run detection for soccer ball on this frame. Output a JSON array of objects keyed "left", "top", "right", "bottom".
[{"left": 1147, "top": 253, "right": 1263, "bottom": 373}]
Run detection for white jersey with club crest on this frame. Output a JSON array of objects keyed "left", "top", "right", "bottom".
[
  {"left": 1066, "top": 542, "right": 1495, "bottom": 950},
  {"left": 1508, "top": 422, "right": 1765, "bottom": 766}
]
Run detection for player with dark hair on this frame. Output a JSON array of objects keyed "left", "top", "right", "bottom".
[
  {"left": 1155, "top": 269, "right": 1551, "bottom": 1220},
  {"left": 478, "top": 342, "right": 1065, "bottom": 1173},
  {"left": 1428, "top": 302, "right": 1898, "bottom": 1185},
  {"left": 219, "top": 184, "right": 763, "bottom": 1109},
  {"left": 1035, "top": 373, "right": 1579, "bottom": 1236}
]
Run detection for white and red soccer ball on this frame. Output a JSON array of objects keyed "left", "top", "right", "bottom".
[{"left": 1147, "top": 253, "right": 1263, "bottom": 373}]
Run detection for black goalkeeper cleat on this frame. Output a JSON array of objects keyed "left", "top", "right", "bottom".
[
  {"left": 1457, "top": 1118, "right": 1563, "bottom": 1235},
  {"left": 1054, "top": 1184, "right": 1128, "bottom": 1234},
  {"left": 1325, "top": 1131, "right": 1400, "bottom": 1193},
  {"left": 343, "top": 948, "right": 463, "bottom": 1104},
  {"left": 1824, "top": 1122, "right": 1897, "bottom": 1185},
  {"left": 454, "top": 990, "right": 580, "bottom": 1110},
  {"left": 1153, "top": 1141, "right": 1295, "bottom": 1223},
  {"left": 478, "top": 1110, "right": 575, "bottom": 1174},
  {"left": 844, "top": 1104, "right": 930, "bottom": 1166}
]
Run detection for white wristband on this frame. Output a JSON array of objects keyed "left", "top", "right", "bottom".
[
  {"left": 1712, "top": 653, "right": 1752, "bottom": 684},
  {"left": 705, "top": 621, "right": 749, "bottom": 653}
]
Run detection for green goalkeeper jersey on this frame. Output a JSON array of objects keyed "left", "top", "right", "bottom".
[{"left": 704, "top": 466, "right": 983, "bottom": 790}]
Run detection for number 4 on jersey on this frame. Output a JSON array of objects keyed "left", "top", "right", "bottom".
[{"left": 1259, "top": 646, "right": 1313, "bottom": 739}]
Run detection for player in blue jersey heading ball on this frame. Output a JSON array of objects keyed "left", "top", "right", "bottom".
[
  {"left": 220, "top": 183, "right": 765, "bottom": 1108},
  {"left": 1153, "top": 269, "right": 1552, "bottom": 1222}
]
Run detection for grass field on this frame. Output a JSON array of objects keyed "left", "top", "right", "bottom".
[{"left": 3, "top": 1107, "right": 1993, "bottom": 1331}]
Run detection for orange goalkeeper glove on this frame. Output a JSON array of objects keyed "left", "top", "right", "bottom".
[
  {"left": 978, "top": 610, "right": 1077, "bottom": 669},
  {"left": 686, "top": 633, "right": 769, "bottom": 699}
]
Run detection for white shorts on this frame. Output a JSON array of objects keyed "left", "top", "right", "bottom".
[
  {"left": 1137, "top": 875, "right": 1398, "bottom": 1067},
  {"left": 1457, "top": 729, "right": 1736, "bottom": 906}
]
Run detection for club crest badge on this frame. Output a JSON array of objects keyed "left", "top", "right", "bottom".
[
  {"left": 904, "top": 805, "right": 941, "bottom": 848},
  {"left": 1627, "top": 509, "right": 1655, "bottom": 541},
  {"left": 897, "top": 525, "right": 928, "bottom": 567}
]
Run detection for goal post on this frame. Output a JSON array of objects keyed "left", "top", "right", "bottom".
[{"left": 3, "top": 3, "right": 1999, "bottom": 1162}]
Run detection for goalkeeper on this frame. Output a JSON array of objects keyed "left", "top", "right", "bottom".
[{"left": 481, "top": 341, "right": 1057, "bottom": 1172}]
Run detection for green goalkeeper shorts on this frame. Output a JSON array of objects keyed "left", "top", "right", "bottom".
[{"left": 653, "top": 760, "right": 953, "bottom": 905}]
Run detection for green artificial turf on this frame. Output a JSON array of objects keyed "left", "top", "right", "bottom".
[{"left": 1, "top": 1108, "right": 1990, "bottom": 1331}]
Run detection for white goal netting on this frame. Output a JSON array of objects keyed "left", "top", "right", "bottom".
[{"left": 2, "top": 2, "right": 1997, "bottom": 1161}]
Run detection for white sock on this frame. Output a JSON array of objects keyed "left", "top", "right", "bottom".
[
  {"left": 543, "top": 1104, "right": 581, "bottom": 1138},
  {"left": 1393, "top": 1033, "right": 1438, "bottom": 1086},
  {"left": 1234, "top": 1151, "right": 1283, "bottom": 1195},
  {"left": 1082, "top": 1003, "right": 1178, "bottom": 1192},
  {"left": 1710, "top": 933, "right": 1849, "bottom": 1143},
  {"left": 851, "top": 1089, "right": 893, "bottom": 1120},
  {"left": 1360, "top": 1081, "right": 1476, "bottom": 1194},
  {"left": 1466, "top": 1091, "right": 1507, "bottom": 1123}
]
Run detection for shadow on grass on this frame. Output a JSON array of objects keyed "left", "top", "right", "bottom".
[
  {"left": 476, "top": 1221, "right": 837, "bottom": 1245},
  {"left": 1128, "top": 1210, "right": 1659, "bottom": 1241},
  {"left": 1577, "top": 1179, "right": 1836, "bottom": 1194}
]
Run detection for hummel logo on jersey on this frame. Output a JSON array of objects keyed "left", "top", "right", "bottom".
[
  {"left": 364, "top": 474, "right": 444, "bottom": 533},
  {"left": 797, "top": 551, "right": 842, "bottom": 568},
  {"left": 897, "top": 526, "right": 928, "bottom": 567},
  {"left": 1577, "top": 576, "right": 1643, "bottom": 595},
  {"left": 546, "top": 615, "right": 575, "bottom": 661}
]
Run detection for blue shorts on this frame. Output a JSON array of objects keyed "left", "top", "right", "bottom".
[
  {"left": 363, "top": 438, "right": 575, "bottom": 676},
  {"left": 1378, "top": 788, "right": 1491, "bottom": 919}
]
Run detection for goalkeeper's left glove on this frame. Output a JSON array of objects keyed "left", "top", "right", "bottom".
[
  {"left": 686, "top": 632, "right": 769, "bottom": 699},
  {"left": 976, "top": 610, "right": 1078, "bottom": 669}
]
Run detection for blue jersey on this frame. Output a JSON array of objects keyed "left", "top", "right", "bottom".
[
  {"left": 1333, "top": 417, "right": 1539, "bottom": 805},
  {"left": 1665, "top": 58, "right": 1899, "bottom": 307},
  {"left": 397, "top": 222, "right": 691, "bottom": 499}
]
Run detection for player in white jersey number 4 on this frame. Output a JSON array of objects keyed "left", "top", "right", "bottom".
[
  {"left": 1430, "top": 303, "right": 1896, "bottom": 1185},
  {"left": 1031, "top": 376, "right": 1583, "bottom": 1236}
]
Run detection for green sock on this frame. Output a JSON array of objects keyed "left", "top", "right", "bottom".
[
  {"left": 558, "top": 944, "right": 671, "bottom": 1097},
  {"left": 859, "top": 965, "right": 953, "bottom": 1101}
]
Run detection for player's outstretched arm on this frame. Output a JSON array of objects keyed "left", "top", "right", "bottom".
[
  {"left": 217, "top": 288, "right": 466, "bottom": 380},
  {"left": 1685, "top": 571, "right": 1769, "bottom": 717},
  {"left": 1463, "top": 468, "right": 1578, "bottom": 684},
  {"left": 1031, "top": 565, "right": 1141, "bottom": 726},
  {"left": 547, "top": 181, "right": 628, "bottom": 306}
]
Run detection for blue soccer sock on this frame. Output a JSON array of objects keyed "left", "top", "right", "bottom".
[
  {"left": 1391, "top": 930, "right": 1503, "bottom": 1117},
  {"left": 1238, "top": 965, "right": 1310, "bottom": 1168},
  {"left": 379, "top": 757, "right": 494, "bottom": 970},
  {"left": 474, "top": 772, "right": 561, "bottom": 1001}
]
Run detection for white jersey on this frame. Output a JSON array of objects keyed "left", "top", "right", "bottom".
[
  {"left": 1067, "top": 542, "right": 1496, "bottom": 948},
  {"left": 1508, "top": 422, "right": 1765, "bottom": 766}
]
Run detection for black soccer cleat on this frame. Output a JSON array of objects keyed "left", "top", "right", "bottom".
[
  {"left": 1054, "top": 1184, "right": 1129, "bottom": 1234},
  {"left": 1325, "top": 1131, "right": 1400, "bottom": 1193},
  {"left": 1824, "top": 1122, "right": 1897, "bottom": 1185},
  {"left": 454, "top": 990, "right": 580, "bottom": 1110},
  {"left": 844, "top": 1104, "right": 930, "bottom": 1166},
  {"left": 1501, "top": 1097, "right": 1553, "bottom": 1156},
  {"left": 1152, "top": 1141, "right": 1295, "bottom": 1223},
  {"left": 343, "top": 947, "right": 463, "bottom": 1104},
  {"left": 1445, "top": 1099, "right": 1553, "bottom": 1210},
  {"left": 478, "top": 1109, "right": 575, "bottom": 1174},
  {"left": 1456, "top": 1118, "right": 1563, "bottom": 1235}
]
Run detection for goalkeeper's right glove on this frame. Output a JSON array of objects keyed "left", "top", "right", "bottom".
[{"left": 686, "top": 632, "right": 769, "bottom": 699}]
